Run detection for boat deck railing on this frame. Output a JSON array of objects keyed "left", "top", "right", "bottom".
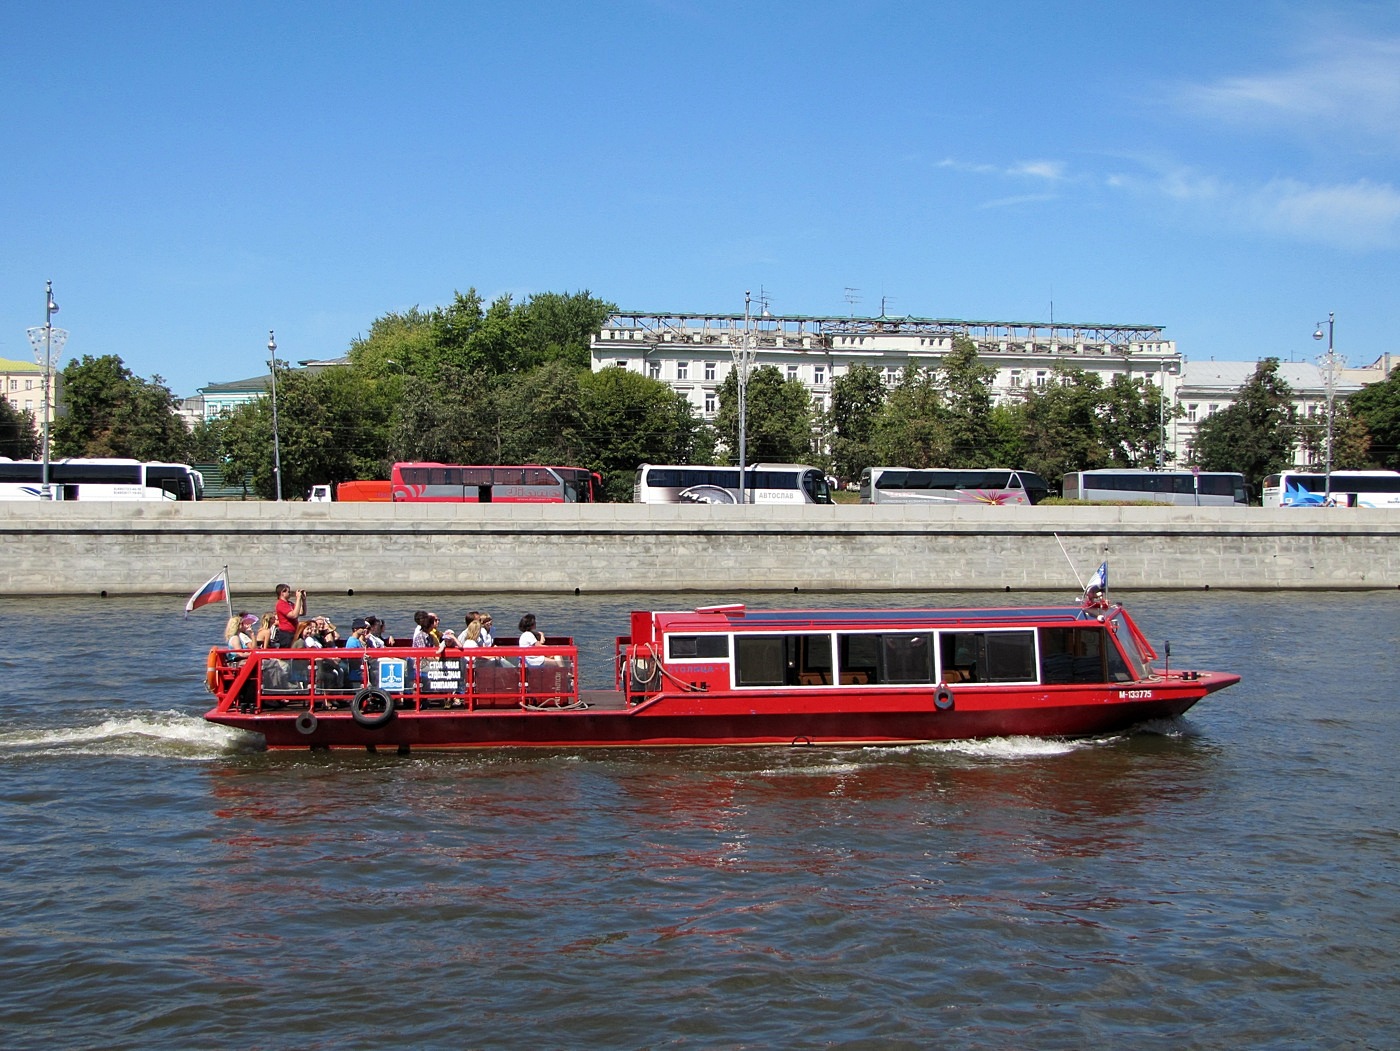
[{"left": 210, "top": 642, "right": 581, "bottom": 714}]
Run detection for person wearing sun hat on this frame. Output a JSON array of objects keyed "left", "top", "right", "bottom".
[{"left": 224, "top": 611, "right": 258, "bottom": 650}]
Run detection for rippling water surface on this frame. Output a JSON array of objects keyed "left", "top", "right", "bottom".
[{"left": 1, "top": 589, "right": 1396, "bottom": 1049}]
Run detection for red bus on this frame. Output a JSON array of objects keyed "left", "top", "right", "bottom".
[{"left": 390, "top": 463, "right": 603, "bottom": 503}]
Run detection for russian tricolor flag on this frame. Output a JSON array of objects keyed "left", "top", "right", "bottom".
[{"left": 185, "top": 569, "right": 229, "bottom": 615}]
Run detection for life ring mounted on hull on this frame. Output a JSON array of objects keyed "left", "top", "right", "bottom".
[
  {"left": 934, "top": 684, "right": 955, "bottom": 711},
  {"left": 205, "top": 647, "right": 221, "bottom": 694},
  {"left": 351, "top": 688, "right": 396, "bottom": 729}
]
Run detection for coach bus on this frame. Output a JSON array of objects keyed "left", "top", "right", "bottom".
[
  {"left": 1062, "top": 469, "right": 1248, "bottom": 506},
  {"left": 859, "top": 467, "right": 1050, "bottom": 505},
  {"left": 390, "top": 463, "right": 602, "bottom": 503},
  {"left": 634, "top": 463, "right": 833, "bottom": 504},
  {"left": 0, "top": 458, "right": 203, "bottom": 500},
  {"left": 1261, "top": 469, "right": 1400, "bottom": 508}
]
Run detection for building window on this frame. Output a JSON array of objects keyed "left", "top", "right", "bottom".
[
  {"left": 614, "top": 360, "right": 627, "bottom": 370},
  {"left": 24, "top": 400, "right": 33, "bottom": 412},
  {"left": 1010, "top": 369, "right": 1022, "bottom": 387},
  {"left": 1035, "top": 370, "right": 1048, "bottom": 388},
  {"left": 25, "top": 379, "right": 33, "bottom": 390},
  {"left": 704, "top": 392, "right": 716, "bottom": 414},
  {"left": 704, "top": 362, "right": 716, "bottom": 381},
  {"left": 677, "top": 361, "right": 689, "bottom": 381},
  {"left": 814, "top": 365, "right": 826, "bottom": 385},
  {"left": 648, "top": 361, "right": 661, "bottom": 379},
  {"left": 1187, "top": 403, "right": 1198, "bottom": 423},
  {"left": 884, "top": 366, "right": 899, "bottom": 384},
  {"left": 786, "top": 365, "right": 799, "bottom": 382},
  {"left": 7, "top": 380, "right": 14, "bottom": 391}
]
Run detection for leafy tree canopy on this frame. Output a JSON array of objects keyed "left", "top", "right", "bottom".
[
  {"left": 1189, "top": 358, "right": 1297, "bottom": 494},
  {"left": 714, "top": 365, "right": 815, "bottom": 464},
  {"left": 52, "top": 354, "right": 189, "bottom": 462},
  {"left": 0, "top": 399, "right": 38, "bottom": 459},
  {"left": 1347, "top": 367, "right": 1400, "bottom": 469}
]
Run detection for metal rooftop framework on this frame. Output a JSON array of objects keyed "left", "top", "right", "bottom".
[{"left": 601, "top": 311, "right": 1168, "bottom": 349}]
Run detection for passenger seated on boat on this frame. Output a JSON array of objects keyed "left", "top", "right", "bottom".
[
  {"left": 518, "top": 614, "right": 564, "bottom": 669},
  {"left": 224, "top": 612, "right": 257, "bottom": 651}
]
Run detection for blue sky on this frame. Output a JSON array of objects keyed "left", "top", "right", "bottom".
[{"left": 2, "top": 0, "right": 1397, "bottom": 397}]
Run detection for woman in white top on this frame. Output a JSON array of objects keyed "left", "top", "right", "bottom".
[{"left": 518, "top": 613, "right": 563, "bottom": 668}]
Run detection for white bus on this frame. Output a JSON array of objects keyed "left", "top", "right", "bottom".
[
  {"left": 1261, "top": 469, "right": 1400, "bottom": 508},
  {"left": 859, "top": 467, "right": 1050, "bottom": 505},
  {"left": 1062, "top": 469, "right": 1247, "bottom": 506},
  {"left": 0, "top": 458, "right": 204, "bottom": 500},
  {"left": 634, "top": 464, "right": 833, "bottom": 504}
]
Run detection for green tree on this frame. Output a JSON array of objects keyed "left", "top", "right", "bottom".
[
  {"left": 52, "top": 354, "right": 190, "bottom": 462},
  {"left": 870, "top": 365, "right": 948, "bottom": 467},
  {"left": 715, "top": 365, "right": 814, "bottom": 463},
  {"left": 825, "top": 364, "right": 886, "bottom": 484},
  {"left": 1102, "top": 373, "right": 1172, "bottom": 467},
  {"left": 516, "top": 291, "right": 614, "bottom": 370},
  {"left": 581, "top": 366, "right": 704, "bottom": 500},
  {"left": 0, "top": 399, "right": 38, "bottom": 459},
  {"left": 1346, "top": 368, "right": 1400, "bottom": 469},
  {"left": 219, "top": 364, "right": 393, "bottom": 499},
  {"left": 1189, "top": 358, "right": 1298, "bottom": 495},
  {"left": 1017, "top": 365, "right": 1108, "bottom": 485},
  {"left": 938, "top": 338, "right": 998, "bottom": 467}
]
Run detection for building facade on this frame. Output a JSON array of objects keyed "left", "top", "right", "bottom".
[
  {"left": 0, "top": 356, "right": 57, "bottom": 425},
  {"left": 590, "top": 311, "right": 1183, "bottom": 455},
  {"left": 590, "top": 311, "right": 1396, "bottom": 469}
]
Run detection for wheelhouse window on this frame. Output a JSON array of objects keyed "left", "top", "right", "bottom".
[{"left": 667, "top": 634, "right": 730, "bottom": 660}]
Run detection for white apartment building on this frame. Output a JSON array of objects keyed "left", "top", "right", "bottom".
[
  {"left": 590, "top": 312, "right": 1396, "bottom": 467},
  {"left": 591, "top": 311, "right": 1184, "bottom": 454}
]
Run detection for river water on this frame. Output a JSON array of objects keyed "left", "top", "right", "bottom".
[{"left": 0, "top": 588, "right": 1395, "bottom": 1050}]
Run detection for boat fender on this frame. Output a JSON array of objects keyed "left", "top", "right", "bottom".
[
  {"left": 934, "top": 684, "right": 955, "bottom": 711},
  {"left": 351, "top": 688, "right": 396, "bottom": 729},
  {"left": 205, "top": 647, "right": 221, "bottom": 694},
  {"left": 295, "top": 711, "right": 318, "bottom": 735}
]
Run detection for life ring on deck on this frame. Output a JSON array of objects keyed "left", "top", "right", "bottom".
[
  {"left": 295, "top": 711, "right": 318, "bottom": 735},
  {"left": 934, "top": 684, "right": 955, "bottom": 711},
  {"left": 351, "top": 688, "right": 395, "bottom": 729},
  {"left": 205, "top": 647, "right": 221, "bottom": 694}
]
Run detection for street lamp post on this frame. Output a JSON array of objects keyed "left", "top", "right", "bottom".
[
  {"left": 268, "top": 330, "right": 283, "bottom": 502},
  {"left": 731, "top": 291, "right": 757, "bottom": 503},
  {"left": 24, "top": 281, "right": 68, "bottom": 501},
  {"left": 1312, "top": 312, "right": 1341, "bottom": 502}
]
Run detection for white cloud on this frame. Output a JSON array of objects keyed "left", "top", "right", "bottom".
[
  {"left": 938, "top": 158, "right": 1068, "bottom": 180},
  {"left": 1179, "top": 34, "right": 1400, "bottom": 144},
  {"left": 1008, "top": 160, "right": 1065, "bottom": 181},
  {"left": 1240, "top": 178, "right": 1400, "bottom": 248}
]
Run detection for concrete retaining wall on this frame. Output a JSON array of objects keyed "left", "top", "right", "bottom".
[{"left": 1, "top": 502, "right": 1397, "bottom": 596}]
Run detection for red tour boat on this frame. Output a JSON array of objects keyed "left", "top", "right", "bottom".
[{"left": 202, "top": 582, "right": 1240, "bottom": 752}]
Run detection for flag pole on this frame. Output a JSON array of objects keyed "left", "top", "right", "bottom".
[{"left": 223, "top": 564, "right": 233, "bottom": 620}]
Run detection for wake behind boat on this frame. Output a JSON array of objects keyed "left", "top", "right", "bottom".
[{"left": 202, "top": 584, "right": 1239, "bottom": 751}]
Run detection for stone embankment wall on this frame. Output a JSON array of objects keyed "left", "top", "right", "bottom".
[{"left": 0, "top": 502, "right": 1396, "bottom": 596}]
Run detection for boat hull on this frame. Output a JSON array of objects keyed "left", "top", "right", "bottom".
[{"left": 206, "top": 674, "right": 1237, "bottom": 751}]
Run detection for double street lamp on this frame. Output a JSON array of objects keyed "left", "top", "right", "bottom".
[{"left": 1312, "top": 312, "right": 1341, "bottom": 502}]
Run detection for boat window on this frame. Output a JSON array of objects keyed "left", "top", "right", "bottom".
[
  {"left": 938, "top": 630, "right": 1036, "bottom": 683},
  {"left": 667, "top": 634, "right": 730, "bottom": 660},
  {"left": 881, "top": 633, "right": 934, "bottom": 684},
  {"left": 1039, "top": 627, "right": 1108, "bottom": 684},
  {"left": 735, "top": 635, "right": 786, "bottom": 686},
  {"left": 1106, "top": 610, "right": 1149, "bottom": 681},
  {"left": 837, "top": 633, "right": 882, "bottom": 684},
  {"left": 735, "top": 633, "right": 832, "bottom": 686}
]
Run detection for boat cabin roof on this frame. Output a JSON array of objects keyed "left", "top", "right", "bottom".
[{"left": 646, "top": 604, "right": 1103, "bottom": 635}]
